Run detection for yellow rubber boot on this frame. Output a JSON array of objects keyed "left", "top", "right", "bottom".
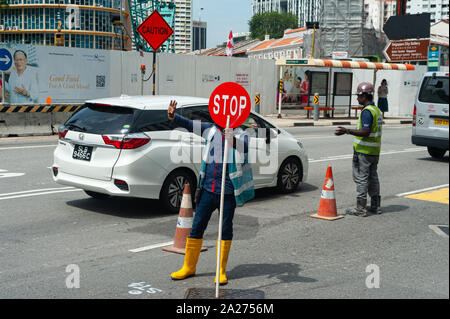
[
  {"left": 171, "top": 238, "right": 203, "bottom": 280},
  {"left": 215, "top": 240, "right": 232, "bottom": 286}
]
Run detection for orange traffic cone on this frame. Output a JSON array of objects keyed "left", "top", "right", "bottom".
[
  {"left": 163, "top": 184, "right": 207, "bottom": 254},
  {"left": 311, "top": 166, "right": 344, "bottom": 221}
]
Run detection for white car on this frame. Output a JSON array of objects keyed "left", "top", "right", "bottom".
[
  {"left": 412, "top": 71, "right": 449, "bottom": 159},
  {"left": 53, "top": 95, "right": 309, "bottom": 213}
]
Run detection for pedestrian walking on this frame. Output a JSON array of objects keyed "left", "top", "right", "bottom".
[
  {"left": 378, "top": 79, "right": 389, "bottom": 118},
  {"left": 167, "top": 100, "right": 254, "bottom": 285},
  {"left": 334, "top": 82, "right": 383, "bottom": 217}
]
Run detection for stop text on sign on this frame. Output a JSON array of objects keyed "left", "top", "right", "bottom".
[
  {"left": 208, "top": 82, "right": 251, "bottom": 128},
  {"left": 212, "top": 95, "right": 248, "bottom": 117}
]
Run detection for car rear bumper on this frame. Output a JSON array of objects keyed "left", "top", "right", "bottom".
[
  {"left": 53, "top": 171, "right": 161, "bottom": 199},
  {"left": 412, "top": 135, "right": 449, "bottom": 150}
]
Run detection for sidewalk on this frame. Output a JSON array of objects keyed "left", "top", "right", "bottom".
[{"left": 265, "top": 114, "right": 413, "bottom": 128}]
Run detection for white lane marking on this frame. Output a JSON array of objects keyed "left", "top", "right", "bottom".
[
  {"left": 129, "top": 241, "right": 174, "bottom": 253},
  {"left": 294, "top": 135, "right": 340, "bottom": 140},
  {"left": 0, "top": 169, "right": 25, "bottom": 179},
  {"left": 0, "top": 188, "right": 82, "bottom": 201},
  {"left": 429, "top": 225, "right": 449, "bottom": 238},
  {"left": 0, "top": 187, "right": 75, "bottom": 197},
  {"left": 309, "top": 148, "right": 426, "bottom": 163},
  {"left": 0, "top": 145, "right": 57, "bottom": 151},
  {"left": 396, "top": 184, "right": 449, "bottom": 197}
]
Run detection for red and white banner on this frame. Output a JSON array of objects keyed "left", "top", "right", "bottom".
[{"left": 225, "top": 30, "right": 234, "bottom": 57}]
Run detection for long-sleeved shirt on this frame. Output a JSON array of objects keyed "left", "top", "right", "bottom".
[{"left": 172, "top": 113, "right": 248, "bottom": 195}]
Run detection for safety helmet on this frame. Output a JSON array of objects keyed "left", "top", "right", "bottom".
[{"left": 356, "top": 82, "right": 374, "bottom": 95}]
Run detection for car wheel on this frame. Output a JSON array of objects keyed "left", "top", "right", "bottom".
[
  {"left": 427, "top": 147, "right": 447, "bottom": 159},
  {"left": 160, "top": 170, "right": 196, "bottom": 214},
  {"left": 84, "top": 190, "right": 111, "bottom": 199},
  {"left": 277, "top": 157, "right": 302, "bottom": 194}
]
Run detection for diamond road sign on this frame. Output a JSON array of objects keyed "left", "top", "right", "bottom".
[{"left": 136, "top": 10, "right": 174, "bottom": 52}]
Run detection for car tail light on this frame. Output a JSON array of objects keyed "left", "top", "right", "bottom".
[
  {"left": 52, "top": 167, "right": 58, "bottom": 177},
  {"left": 58, "top": 126, "right": 68, "bottom": 139},
  {"left": 102, "top": 135, "right": 123, "bottom": 149},
  {"left": 102, "top": 133, "right": 150, "bottom": 149},
  {"left": 412, "top": 104, "right": 417, "bottom": 127},
  {"left": 114, "top": 179, "right": 129, "bottom": 191}
]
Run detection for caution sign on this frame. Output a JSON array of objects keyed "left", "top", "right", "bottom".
[
  {"left": 255, "top": 94, "right": 260, "bottom": 105},
  {"left": 136, "top": 10, "right": 174, "bottom": 52},
  {"left": 314, "top": 95, "right": 319, "bottom": 105},
  {"left": 279, "top": 80, "right": 283, "bottom": 94}
]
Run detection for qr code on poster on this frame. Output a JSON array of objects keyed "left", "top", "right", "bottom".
[{"left": 96, "top": 75, "right": 105, "bottom": 88}]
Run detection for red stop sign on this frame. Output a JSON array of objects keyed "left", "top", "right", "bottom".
[{"left": 209, "top": 82, "right": 251, "bottom": 128}]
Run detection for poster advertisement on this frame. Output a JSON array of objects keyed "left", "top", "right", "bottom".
[
  {"left": 0, "top": 43, "right": 110, "bottom": 104},
  {"left": 279, "top": 66, "right": 311, "bottom": 105}
]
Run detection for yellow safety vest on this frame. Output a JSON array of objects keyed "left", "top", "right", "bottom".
[{"left": 353, "top": 104, "right": 383, "bottom": 156}]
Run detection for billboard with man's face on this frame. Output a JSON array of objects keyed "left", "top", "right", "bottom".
[{"left": 0, "top": 43, "right": 110, "bottom": 104}]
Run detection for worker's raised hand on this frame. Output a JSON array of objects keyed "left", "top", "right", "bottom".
[
  {"left": 168, "top": 100, "right": 177, "bottom": 119},
  {"left": 334, "top": 126, "right": 347, "bottom": 136}
]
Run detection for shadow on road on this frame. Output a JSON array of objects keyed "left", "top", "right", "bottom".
[
  {"left": 416, "top": 156, "right": 449, "bottom": 163},
  {"left": 359, "top": 204, "right": 409, "bottom": 217},
  {"left": 66, "top": 197, "right": 168, "bottom": 219},
  {"left": 253, "top": 183, "right": 318, "bottom": 202},
  {"left": 198, "top": 263, "right": 316, "bottom": 285},
  {"left": 65, "top": 184, "right": 318, "bottom": 220}
]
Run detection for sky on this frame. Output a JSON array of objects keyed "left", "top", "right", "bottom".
[{"left": 192, "top": 0, "right": 253, "bottom": 48}]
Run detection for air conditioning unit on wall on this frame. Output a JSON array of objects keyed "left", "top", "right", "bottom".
[
  {"left": 0, "top": 25, "right": 4, "bottom": 31},
  {"left": 12, "top": 26, "right": 19, "bottom": 31}
]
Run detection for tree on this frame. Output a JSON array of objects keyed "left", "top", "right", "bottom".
[{"left": 249, "top": 12, "right": 298, "bottom": 41}]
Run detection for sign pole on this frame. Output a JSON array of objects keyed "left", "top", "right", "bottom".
[
  {"left": 216, "top": 115, "right": 231, "bottom": 299},
  {"left": 1, "top": 72, "right": 5, "bottom": 105},
  {"left": 152, "top": 51, "right": 157, "bottom": 96},
  {"left": 278, "top": 66, "right": 283, "bottom": 119}
]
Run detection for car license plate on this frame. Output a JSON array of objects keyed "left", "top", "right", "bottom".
[
  {"left": 72, "top": 145, "right": 93, "bottom": 161},
  {"left": 434, "top": 119, "right": 449, "bottom": 126}
]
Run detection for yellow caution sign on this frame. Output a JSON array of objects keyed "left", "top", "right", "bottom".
[
  {"left": 279, "top": 80, "right": 283, "bottom": 94},
  {"left": 314, "top": 95, "right": 319, "bottom": 105},
  {"left": 255, "top": 94, "right": 260, "bottom": 105}
]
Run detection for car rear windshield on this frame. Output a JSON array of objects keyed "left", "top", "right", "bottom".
[
  {"left": 65, "top": 103, "right": 137, "bottom": 134},
  {"left": 418, "top": 76, "right": 449, "bottom": 104}
]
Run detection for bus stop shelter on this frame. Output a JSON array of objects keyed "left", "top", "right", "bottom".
[{"left": 275, "top": 58, "right": 415, "bottom": 118}]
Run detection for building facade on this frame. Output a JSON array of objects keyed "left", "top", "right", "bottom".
[
  {"left": 406, "top": 0, "right": 449, "bottom": 23},
  {"left": 192, "top": 20, "right": 205, "bottom": 52},
  {"left": 248, "top": 28, "right": 305, "bottom": 60},
  {"left": 0, "top": 0, "right": 131, "bottom": 50},
  {"left": 364, "top": 0, "right": 396, "bottom": 33},
  {"left": 251, "top": 0, "right": 322, "bottom": 27},
  {"left": 169, "top": 0, "right": 192, "bottom": 53}
]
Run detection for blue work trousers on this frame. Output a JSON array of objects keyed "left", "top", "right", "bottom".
[{"left": 190, "top": 190, "right": 236, "bottom": 241}]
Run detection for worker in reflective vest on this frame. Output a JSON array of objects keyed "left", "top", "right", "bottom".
[
  {"left": 334, "top": 82, "right": 383, "bottom": 217},
  {"left": 167, "top": 100, "right": 254, "bottom": 285}
]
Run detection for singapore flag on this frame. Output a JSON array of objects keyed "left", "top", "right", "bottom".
[{"left": 225, "top": 30, "right": 234, "bottom": 57}]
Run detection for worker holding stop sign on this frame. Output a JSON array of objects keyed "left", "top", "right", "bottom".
[{"left": 168, "top": 82, "right": 254, "bottom": 290}]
